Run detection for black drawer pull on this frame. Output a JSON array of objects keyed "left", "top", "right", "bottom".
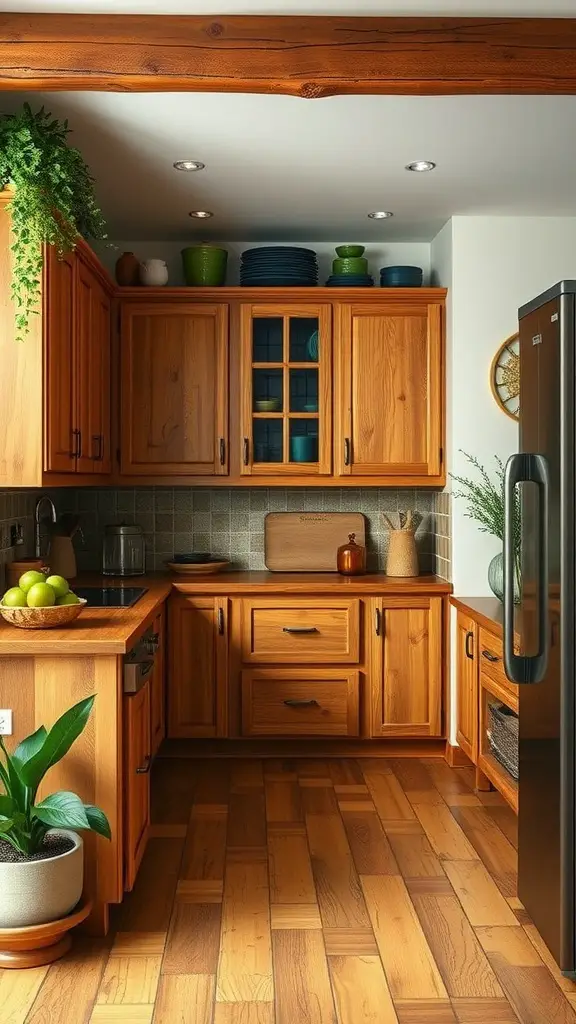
[
  {"left": 282, "top": 626, "right": 319, "bottom": 635},
  {"left": 136, "top": 755, "right": 151, "bottom": 774},
  {"left": 465, "top": 630, "right": 474, "bottom": 660},
  {"left": 283, "top": 699, "right": 319, "bottom": 708},
  {"left": 482, "top": 649, "right": 500, "bottom": 663}
]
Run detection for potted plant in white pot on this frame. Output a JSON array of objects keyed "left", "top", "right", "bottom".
[{"left": 0, "top": 696, "right": 110, "bottom": 938}]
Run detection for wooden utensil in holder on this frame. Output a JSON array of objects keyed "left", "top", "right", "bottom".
[{"left": 382, "top": 511, "right": 421, "bottom": 577}]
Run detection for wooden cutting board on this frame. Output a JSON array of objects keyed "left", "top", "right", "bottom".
[{"left": 264, "top": 512, "right": 366, "bottom": 572}]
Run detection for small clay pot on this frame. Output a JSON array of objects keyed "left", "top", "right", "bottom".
[{"left": 115, "top": 251, "right": 140, "bottom": 287}]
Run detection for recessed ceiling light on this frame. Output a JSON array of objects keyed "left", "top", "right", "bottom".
[
  {"left": 368, "top": 211, "right": 393, "bottom": 219},
  {"left": 189, "top": 210, "right": 213, "bottom": 219},
  {"left": 406, "top": 160, "right": 436, "bottom": 172},
  {"left": 173, "top": 160, "right": 205, "bottom": 172}
]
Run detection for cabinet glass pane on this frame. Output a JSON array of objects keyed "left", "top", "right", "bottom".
[
  {"left": 289, "top": 317, "right": 319, "bottom": 362},
  {"left": 253, "top": 318, "right": 283, "bottom": 362},
  {"left": 289, "top": 419, "right": 319, "bottom": 463},
  {"left": 290, "top": 368, "right": 318, "bottom": 413},
  {"left": 253, "top": 368, "right": 283, "bottom": 412},
  {"left": 254, "top": 419, "right": 283, "bottom": 463}
]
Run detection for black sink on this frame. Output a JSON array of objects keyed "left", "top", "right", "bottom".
[{"left": 74, "top": 587, "right": 147, "bottom": 608}]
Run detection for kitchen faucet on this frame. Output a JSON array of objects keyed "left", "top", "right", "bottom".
[{"left": 34, "top": 495, "right": 56, "bottom": 558}]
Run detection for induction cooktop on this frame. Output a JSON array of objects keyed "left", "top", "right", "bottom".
[{"left": 73, "top": 587, "right": 147, "bottom": 608}]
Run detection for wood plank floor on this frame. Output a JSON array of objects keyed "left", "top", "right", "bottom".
[{"left": 5, "top": 756, "right": 576, "bottom": 1023}]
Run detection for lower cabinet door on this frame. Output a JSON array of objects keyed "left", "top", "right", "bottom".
[
  {"left": 370, "top": 596, "right": 443, "bottom": 737},
  {"left": 456, "top": 610, "right": 478, "bottom": 762},
  {"left": 241, "top": 668, "right": 360, "bottom": 737},
  {"left": 123, "top": 681, "right": 151, "bottom": 891},
  {"left": 150, "top": 608, "right": 166, "bottom": 758},
  {"left": 168, "top": 595, "right": 228, "bottom": 738}
]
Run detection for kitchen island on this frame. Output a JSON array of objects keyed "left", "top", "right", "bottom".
[{"left": 0, "top": 571, "right": 451, "bottom": 933}]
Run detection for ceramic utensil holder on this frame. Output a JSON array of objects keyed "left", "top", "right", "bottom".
[
  {"left": 48, "top": 537, "right": 77, "bottom": 580},
  {"left": 382, "top": 511, "right": 421, "bottom": 577}
]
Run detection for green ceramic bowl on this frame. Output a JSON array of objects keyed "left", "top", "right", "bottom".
[
  {"left": 332, "top": 256, "right": 368, "bottom": 275},
  {"left": 181, "top": 245, "right": 228, "bottom": 286},
  {"left": 335, "top": 245, "right": 365, "bottom": 258}
]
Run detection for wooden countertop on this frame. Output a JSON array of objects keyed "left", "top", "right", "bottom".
[
  {"left": 0, "top": 572, "right": 451, "bottom": 656},
  {"left": 451, "top": 596, "right": 507, "bottom": 637},
  {"left": 0, "top": 576, "right": 172, "bottom": 655},
  {"left": 171, "top": 571, "right": 452, "bottom": 595}
]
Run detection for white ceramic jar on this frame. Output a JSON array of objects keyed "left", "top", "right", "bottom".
[{"left": 139, "top": 259, "right": 169, "bottom": 286}]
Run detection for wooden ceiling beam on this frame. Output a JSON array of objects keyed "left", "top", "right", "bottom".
[{"left": 1, "top": 14, "right": 576, "bottom": 96}]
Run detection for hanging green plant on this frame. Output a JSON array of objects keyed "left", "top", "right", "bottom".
[{"left": 0, "top": 103, "right": 106, "bottom": 340}]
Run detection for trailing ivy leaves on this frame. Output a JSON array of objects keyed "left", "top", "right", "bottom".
[
  {"left": 0, "top": 697, "right": 111, "bottom": 857},
  {"left": 0, "top": 103, "right": 106, "bottom": 340}
]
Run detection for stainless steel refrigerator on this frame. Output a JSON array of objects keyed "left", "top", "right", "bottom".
[{"left": 504, "top": 281, "right": 576, "bottom": 974}]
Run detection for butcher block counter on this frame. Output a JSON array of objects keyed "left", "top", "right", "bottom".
[{"left": 0, "top": 575, "right": 172, "bottom": 654}]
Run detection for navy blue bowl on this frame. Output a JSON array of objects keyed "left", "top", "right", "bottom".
[
  {"left": 380, "top": 266, "right": 423, "bottom": 287},
  {"left": 173, "top": 552, "right": 211, "bottom": 564}
]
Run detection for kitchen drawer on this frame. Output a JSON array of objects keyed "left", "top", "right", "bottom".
[
  {"left": 241, "top": 598, "right": 360, "bottom": 664},
  {"left": 478, "top": 626, "right": 518, "bottom": 700},
  {"left": 241, "top": 669, "right": 360, "bottom": 736}
]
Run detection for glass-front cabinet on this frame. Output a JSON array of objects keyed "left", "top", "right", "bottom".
[{"left": 240, "top": 304, "right": 332, "bottom": 476}]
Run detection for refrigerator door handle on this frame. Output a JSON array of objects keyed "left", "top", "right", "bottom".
[{"left": 504, "top": 452, "right": 550, "bottom": 684}]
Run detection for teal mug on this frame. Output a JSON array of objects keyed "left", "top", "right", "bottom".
[{"left": 290, "top": 435, "right": 317, "bottom": 462}]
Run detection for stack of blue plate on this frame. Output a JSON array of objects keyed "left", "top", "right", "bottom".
[
  {"left": 326, "top": 274, "right": 374, "bottom": 287},
  {"left": 240, "top": 247, "right": 318, "bottom": 287}
]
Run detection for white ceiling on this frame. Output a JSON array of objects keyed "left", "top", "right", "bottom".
[
  {"left": 4, "top": 91, "right": 576, "bottom": 242},
  {"left": 2, "top": 1, "right": 576, "bottom": 12}
]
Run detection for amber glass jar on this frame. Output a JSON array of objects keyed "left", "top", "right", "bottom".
[{"left": 337, "top": 533, "right": 366, "bottom": 575}]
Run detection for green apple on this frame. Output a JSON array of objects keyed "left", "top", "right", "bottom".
[
  {"left": 26, "top": 582, "right": 56, "bottom": 608},
  {"left": 1, "top": 586, "right": 27, "bottom": 608},
  {"left": 45, "top": 575, "right": 70, "bottom": 599},
  {"left": 56, "top": 592, "right": 81, "bottom": 606},
  {"left": 19, "top": 570, "right": 47, "bottom": 594}
]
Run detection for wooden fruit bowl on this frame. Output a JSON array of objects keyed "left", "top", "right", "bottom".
[{"left": 0, "top": 598, "right": 87, "bottom": 630}]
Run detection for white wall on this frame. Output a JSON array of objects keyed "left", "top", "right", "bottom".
[
  {"left": 95, "top": 239, "right": 430, "bottom": 287},
  {"left": 445, "top": 216, "right": 576, "bottom": 596}
]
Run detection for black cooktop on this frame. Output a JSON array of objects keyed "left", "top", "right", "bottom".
[{"left": 74, "top": 587, "right": 147, "bottom": 608}]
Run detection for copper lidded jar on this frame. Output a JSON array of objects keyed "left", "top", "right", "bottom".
[{"left": 337, "top": 533, "right": 366, "bottom": 575}]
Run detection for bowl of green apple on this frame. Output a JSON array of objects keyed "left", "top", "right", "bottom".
[{"left": 0, "top": 571, "right": 86, "bottom": 629}]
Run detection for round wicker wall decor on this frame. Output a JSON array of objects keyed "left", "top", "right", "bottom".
[{"left": 490, "top": 332, "right": 520, "bottom": 421}]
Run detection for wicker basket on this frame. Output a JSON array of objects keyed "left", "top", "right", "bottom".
[
  {"left": 487, "top": 701, "right": 519, "bottom": 780},
  {"left": 0, "top": 599, "right": 87, "bottom": 630}
]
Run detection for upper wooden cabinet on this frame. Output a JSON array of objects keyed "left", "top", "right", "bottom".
[
  {"left": 0, "top": 193, "right": 114, "bottom": 486},
  {"left": 369, "top": 595, "right": 443, "bottom": 737},
  {"left": 239, "top": 303, "right": 332, "bottom": 476},
  {"left": 119, "top": 302, "right": 229, "bottom": 476},
  {"left": 335, "top": 299, "right": 443, "bottom": 480}
]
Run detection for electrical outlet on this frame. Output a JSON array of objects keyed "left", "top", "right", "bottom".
[{"left": 0, "top": 710, "right": 13, "bottom": 735}]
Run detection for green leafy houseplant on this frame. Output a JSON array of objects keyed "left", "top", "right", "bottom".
[
  {"left": 0, "top": 103, "right": 106, "bottom": 340},
  {"left": 0, "top": 696, "right": 111, "bottom": 858},
  {"left": 451, "top": 451, "right": 522, "bottom": 600}
]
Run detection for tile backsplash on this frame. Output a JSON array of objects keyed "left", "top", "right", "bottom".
[
  {"left": 0, "top": 486, "right": 451, "bottom": 580},
  {"left": 37, "top": 487, "right": 436, "bottom": 574}
]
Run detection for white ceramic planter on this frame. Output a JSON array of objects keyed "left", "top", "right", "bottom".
[
  {"left": 139, "top": 259, "right": 169, "bottom": 286},
  {"left": 0, "top": 830, "right": 83, "bottom": 928}
]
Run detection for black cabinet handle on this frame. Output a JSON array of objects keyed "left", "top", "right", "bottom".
[
  {"left": 283, "top": 699, "right": 319, "bottom": 708},
  {"left": 344, "top": 437, "right": 351, "bottom": 466},
  {"left": 71, "top": 428, "right": 81, "bottom": 459},
  {"left": 217, "top": 607, "right": 225, "bottom": 635},
  {"left": 282, "top": 626, "right": 318, "bottom": 634},
  {"left": 465, "top": 630, "right": 474, "bottom": 660},
  {"left": 77, "top": 430, "right": 83, "bottom": 459},
  {"left": 375, "top": 607, "right": 382, "bottom": 636},
  {"left": 92, "top": 434, "right": 103, "bottom": 461},
  {"left": 482, "top": 649, "right": 500, "bottom": 663},
  {"left": 243, "top": 437, "right": 250, "bottom": 466},
  {"left": 136, "top": 755, "right": 151, "bottom": 774},
  {"left": 219, "top": 437, "right": 226, "bottom": 466}
]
